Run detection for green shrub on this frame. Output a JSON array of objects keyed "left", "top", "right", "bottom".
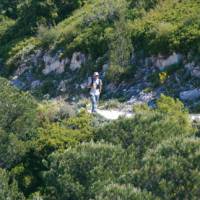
[
  {"left": 131, "top": 0, "right": 200, "bottom": 55},
  {"left": 37, "top": 25, "right": 59, "bottom": 47},
  {"left": 95, "top": 95, "right": 193, "bottom": 163},
  {"left": 100, "top": 99, "right": 121, "bottom": 110},
  {"left": 0, "top": 129, "right": 29, "bottom": 169},
  {"left": 0, "top": 77, "right": 38, "bottom": 137},
  {"left": 106, "top": 64, "right": 126, "bottom": 83},
  {"left": 36, "top": 111, "right": 93, "bottom": 152},
  {"left": 0, "top": 168, "right": 25, "bottom": 200},
  {"left": 128, "top": 136, "right": 200, "bottom": 200},
  {"left": 0, "top": 15, "right": 15, "bottom": 39},
  {"left": 43, "top": 142, "right": 132, "bottom": 200},
  {"left": 2, "top": 37, "right": 40, "bottom": 71},
  {"left": 38, "top": 99, "right": 75, "bottom": 124},
  {"left": 0, "top": 77, "right": 38, "bottom": 168},
  {"left": 94, "top": 183, "right": 158, "bottom": 200}
]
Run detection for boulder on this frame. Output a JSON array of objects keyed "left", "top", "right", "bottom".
[
  {"left": 180, "top": 89, "right": 200, "bottom": 101},
  {"left": 14, "top": 63, "right": 29, "bottom": 76},
  {"left": 57, "top": 81, "right": 67, "bottom": 92},
  {"left": 127, "top": 91, "right": 154, "bottom": 105},
  {"left": 191, "top": 67, "right": 200, "bottom": 79},
  {"left": 31, "top": 80, "right": 42, "bottom": 89},
  {"left": 30, "top": 50, "right": 42, "bottom": 66},
  {"left": 10, "top": 76, "right": 25, "bottom": 89},
  {"left": 184, "top": 62, "right": 195, "bottom": 71},
  {"left": 154, "top": 52, "right": 183, "bottom": 71},
  {"left": 70, "top": 52, "right": 86, "bottom": 71},
  {"left": 42, "top": 54, "right": 69, "bottom": 75},
  {"left": 184, "top": 63, "right": 200, "bottom": 79}
]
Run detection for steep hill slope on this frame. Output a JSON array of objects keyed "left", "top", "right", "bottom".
[{"left": 0, "top": 0, "right": 200, "bottom": 110}]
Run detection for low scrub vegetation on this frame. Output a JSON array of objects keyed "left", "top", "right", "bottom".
[{"left": 0, "top": 78, "right": 198, "bottom": 199}]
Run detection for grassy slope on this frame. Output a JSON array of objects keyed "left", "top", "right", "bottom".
[{"left": 0, "top": 0, "right": 200, "bottom": 73}]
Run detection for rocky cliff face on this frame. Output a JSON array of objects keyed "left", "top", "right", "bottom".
[
  {"left": 6, "top": 47, "right": 200, "bottom": 111},
  {"left": 9, "top": 49, "right": 87, "bottom": 98}
]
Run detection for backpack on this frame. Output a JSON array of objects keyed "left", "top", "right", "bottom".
[{"left": 90, "top": 78, "right": 102, "bottom": 90}]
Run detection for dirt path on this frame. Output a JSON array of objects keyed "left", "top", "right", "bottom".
[
  {"left": 96, "top": 109, "right": 133, "bottom": 120},
  {"left": 94, "top": 109, "right": 200, "bottom": 121}
]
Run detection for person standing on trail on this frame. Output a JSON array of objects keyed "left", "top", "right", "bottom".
[{"left": 88, "top": 72, "right": 102, "bottom": 113}]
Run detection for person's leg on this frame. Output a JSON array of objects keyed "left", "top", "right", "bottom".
[
  {"left": 90, "top": 95, "right": 96, "bottom": 113},
  {"left": 95, "top": 95, "right": 100, "bottom": 111}
]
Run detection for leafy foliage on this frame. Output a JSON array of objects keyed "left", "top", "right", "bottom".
[
  {"left": 0, "top": 1, "right": 200, "bottom": 199},
  {"left": 0, "top": 78, "right": 38, "bottom": 168},
  {"left": 0, "top": 77, "right": 38, "bottom": 139},
  {"left": 43, "top": 142, "right": 132, "bottom": 200},
  {"left": 127, "top": 136, "right": 200, "bottom": 200},
  {"left": 131, "top": 0, "right": 200, "bottom": 56},
  {"left": 94, "top": 183, "right": 158, "bottom": 200},
  {"left": 95, "top": 95, "right": 193, "bottom": 163},
  {"left": 0, "top": 168, "right": 25, "bottom": 200},
  {"left": 36, "top": 111, "right": 93, "bottom": 152}
]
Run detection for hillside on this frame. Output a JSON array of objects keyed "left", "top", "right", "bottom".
[{"left": 1, "top": 0, "right": 200, "bottom": 199}]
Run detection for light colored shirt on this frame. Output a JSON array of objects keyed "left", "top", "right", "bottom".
[{"left": 89, "top": 78, "right": 101, "bottom": 96}]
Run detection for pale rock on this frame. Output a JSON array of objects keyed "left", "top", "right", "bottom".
[
  {"left": 131, "top": 52, "right": 137, "bottom": 64},
  {"left": 43, "top": 94, "right": 50, "bottom": 100},
  {"left": 43, "top": 54, "right": 52, "bottom": 65},
  {"left": 42, "top": 54, "right": 69, "bottom": 75},
  {"left": 191, "top": 67, "right": 200, "bottom": 79},
  {"left": 184, "top": 62, "right": 200, "bottom": 79},
  {"left": 75, "top": 84, "right": 79, "bottom": 89},
  {"left": 10, "top": 77, "right": 25, "bottom": 89},
  {"left": 57, "top": 81, "right": 67, "bottom": 92},
  {"left": 14, "top": 63, "right": 29, "bottom": 76},
  {"left": 127, "top": 91, "right": 154, "bottom": 105},
  {"left": 12, "top": 75, "right": 18, "bottom": 80},
  {"left": 31, "top": 80, "right": 41, "bottom": 89},
  {"left": 185, "top": 62, "right": 195, "bottom": 70},
  {"left": 180, "top": 89, "right": 200, "bottom": 101},
  {"left": 155, "top": 52, "right": 182, "bottom": 71},
  {"left": 106, "top": 83, "right": 117, "bottom": 92},
  {"left": 80, "top": 81, "right": 88, "bottom": 90},
  {"left": 70, "top": 52, "right": 86, "bottom": 71},
  {"left": 30, "top": 50, "right": 42, "bottom": 66}
]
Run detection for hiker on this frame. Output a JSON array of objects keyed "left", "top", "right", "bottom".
[{"left": 88, "top": 72, "right": 102, "bottom": 113}]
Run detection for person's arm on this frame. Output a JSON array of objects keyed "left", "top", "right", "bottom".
[
  {"left": 99, "top": 80, "right": 103, "bottom": 94},
  {"left": 87, "top": 78, "right": 92, "bottom": 89}
]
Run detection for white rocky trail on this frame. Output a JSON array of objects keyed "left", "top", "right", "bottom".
[
  {"left": 95, "top": 109, "right": 133, "bottom": 120},
  {"left": 94, "top": 108, "right": 200, "bottom": 121}
]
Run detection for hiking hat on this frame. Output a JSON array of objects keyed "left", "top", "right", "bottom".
[{"left": 94, "top": 72, "right": 99, "bottom": 76}]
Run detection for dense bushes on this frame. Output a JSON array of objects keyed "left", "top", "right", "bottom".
[
  {"left": 0, "top": 168, "right": 25, "bottom": 200},
  {"left": 0, "top": 78, "right": 38, "bottom": 168},
  {"left": 0, "top": 15, "right": 15, "bottom": 39},
  {"left": 0, "top": 77, "right": 38, "bottom": 139},
  {"left": 0, "top": 78, "right": 95, "bottom": 197},
  {"left": 0, "top": 0, "right": 20, "bottom": 19},
  {"left": 130, "top": 0, "right": 200, "bottom": 56},
  {"left": 0, "top": 77, "right": 199, "bottom": 199},
  {"left": 42, "top": 142, "right": 132, "bottom": 200},
  {"left": 125, "top": 137, "right": 200, "bottom": 200},
  {"left": 2, "top": 0, "right": 199, "bottom": 76},
  {"left": 95, "top": 95, "right": 193, "bottom": 162},
  {"left": 36, "top": 111, "right": 93, "bottom": 152},
  {"left": 0, "top": 0, "right": 200, "bottom": 79},
  {"left": 1, "top": 0, "right": 200, "bottom": 198},
  {"left": 94, "top": 184, "right": 158, "bottom": 200}
]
